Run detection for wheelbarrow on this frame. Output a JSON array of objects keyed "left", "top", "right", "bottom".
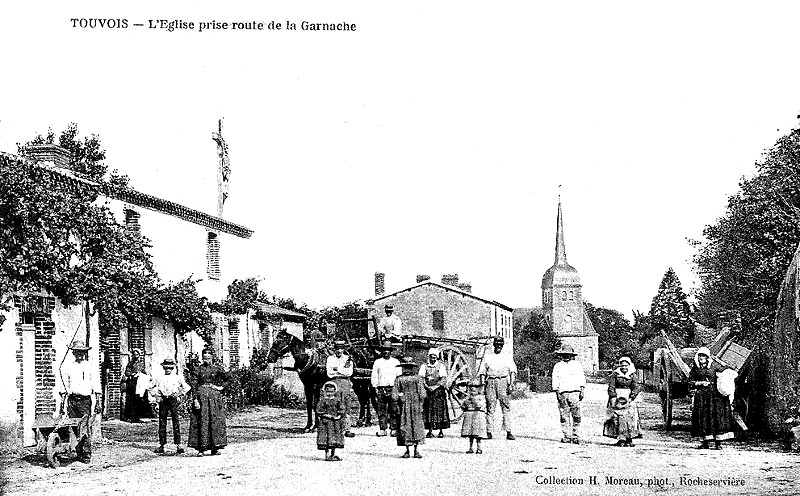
[{"left": 32, "top": 397, "right": 94, "bottom": 468}]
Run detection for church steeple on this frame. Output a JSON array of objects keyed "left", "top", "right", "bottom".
[{"left": 555, "top": 199, "right": 567, "bottom": 265}]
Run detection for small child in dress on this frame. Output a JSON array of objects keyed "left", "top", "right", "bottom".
[
  {"left": 316, "top": 381, "right": 345, "bottom": 461},
  {"left": 461, "top": 379, "right": 488, "bottom": 454},
  {"left": 611, "top": 396, "right": 634, "bottom": 447}
]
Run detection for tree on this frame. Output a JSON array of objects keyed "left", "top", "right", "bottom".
[
  {"left": 584, "top": 302, "right": 644, "bottom": 368},
  {"left": 693, "top": 124, "right": 800, "bottom": 434},
  {"left": 649, "top": 268, "right": 694, "bottom": 348},
  {"left": 514, "top": 310, "right": 561, "bottom": 376},
  {"left": 3, "top": 126, "right": 210, "bottom": 341}
]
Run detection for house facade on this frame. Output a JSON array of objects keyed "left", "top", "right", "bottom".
[{"left": 368, "top": 274, "right": 514, "bottom": 356}]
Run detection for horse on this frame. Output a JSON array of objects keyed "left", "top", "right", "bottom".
[
  {"left": 348, "top": 345, "right": 380, "bottom": 428},
  {"left": 266, "top": 329, "right": 329, "bottom": 433}
]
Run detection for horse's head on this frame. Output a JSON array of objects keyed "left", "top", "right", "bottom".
[{"left": 266, "top": 329, "right": 302, "bottom": 363}]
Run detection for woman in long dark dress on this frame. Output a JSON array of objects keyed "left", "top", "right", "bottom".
[
  {"left": 392, "top": 357, "right": 427, "bottom": 459},
  {"left": 188, "top": 349, "right": 230, "bottom": 456},
  {"left": 689, "top": 347, "right": 734, "bottom": 450},
  {"left": 121, "top": 350, "right": 151, "bottom": 422},
  {"left": 420, "top": 348, "right": 450, "bottom": 438}
]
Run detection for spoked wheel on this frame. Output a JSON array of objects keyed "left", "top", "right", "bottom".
[
  {"left": 440, "top": 345, "right": 473, "bottom": 422},
  {"left": 46, "top": 432, "right": 61, "bottom": 468}
]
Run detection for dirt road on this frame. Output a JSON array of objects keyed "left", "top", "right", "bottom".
[{"left": 2, "top": 383, "right": 796, "bottom": 495}]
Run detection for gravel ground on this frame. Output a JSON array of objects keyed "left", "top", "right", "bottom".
[{"left": 2, "top": 383, "right": 797, "bottom": 496}]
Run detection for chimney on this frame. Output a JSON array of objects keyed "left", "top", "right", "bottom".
[
  {"left": 375, "top": 272, "right": 385, "bottom": 297},
  {"left": 416, "top": 274, "right": 430, "bottom": 283},
  {"left": 23, "top": 143, "right": 71, "bottom": 169},
  {"left": 441, "top": 274, "right": 459, "bottom": 286},
  {"left": 207, "top": 231, "right": 221, "bottom": 281},
  {"left": 456, "top": 283, "right": 472, "bottom": 293},
  {"left": 124, "top": 207, "right": 141, "bottom": 234}
]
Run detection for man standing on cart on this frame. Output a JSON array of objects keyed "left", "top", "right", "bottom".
[
  {"left": 377, "top": 304, "right": 402, "bottom": 339},
  {"left": 478, "top": 336, "right": 517, "bottom": 440},
  {"left": 61, "top": 339, "right": 100, "bottom": 463}
]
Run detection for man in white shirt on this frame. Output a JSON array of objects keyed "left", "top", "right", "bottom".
[
  {"left": 370, "top": 339, "right": 400, "bottom": 436},
  {"left": 377, "top": 304, "right": 402, "bottom": 340},
  {"left": 61, "top": 339, "right": 100, "bottom": 463},
  {"left": 478, "top": 336, "right": 518, "bottom": 440},
  {"left": 148, "top": 358, "right": 190, "bottom": 454},
  {"left": 551, "top": 344, "right": 587, "bottom": 444},
  {"left": 327, "top": 340, "right": 355, "bottom": 437}
]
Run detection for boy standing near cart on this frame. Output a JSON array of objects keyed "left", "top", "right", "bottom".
[{"left": 149, "top": 358, "right": 190, "bottom": 454}]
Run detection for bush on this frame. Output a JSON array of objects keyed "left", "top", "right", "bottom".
[{"left": 224, "top": 366, "right": 304, "bottom": 411}]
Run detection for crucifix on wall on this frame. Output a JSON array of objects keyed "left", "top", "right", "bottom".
[{"left": 212, "top": 118, "right": 231, "bottom": 218}]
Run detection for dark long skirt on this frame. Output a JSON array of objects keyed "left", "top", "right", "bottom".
[
  {"left": 188, "top": 386, "right": 228, "bottom": 450},
  {"left": 423, "top": 387, "right": 451, "bottom": 430},
  {"left": 691, "top": 387, "right": 734, "bottom": 440},
  {"left": 317, "top": 417, "right": 345, "bottom": 450},
  {"left": 123, "top": 380, "right": 152, "bottom": 421}
]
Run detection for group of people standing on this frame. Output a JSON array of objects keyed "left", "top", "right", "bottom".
[{"left": 316, "top": 333, "right": 519, "bottom": 460}]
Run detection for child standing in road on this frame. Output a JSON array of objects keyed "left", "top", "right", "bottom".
[
  {"left": 148, "top": 358, "right": 190, "bottom": 454},
  {"left": 316, "top": 381, "right": 345, "bottom": 461},
  {"left": 461, "top": 379, "right": 488, "bottom": 454}
]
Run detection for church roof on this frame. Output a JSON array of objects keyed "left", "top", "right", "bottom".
[{"left": 541, "top": 200, "right": 581, "bottom": 287}]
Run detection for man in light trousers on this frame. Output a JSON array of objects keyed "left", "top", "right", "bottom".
[
  {"left": 551, "top": 344, "right": 586, "bottom": 444},
  {"left": 478, "top": 336, "right": 517, "bottom": 440}
]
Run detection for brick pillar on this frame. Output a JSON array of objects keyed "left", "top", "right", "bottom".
[
  {"left": 229, "top": 319, "right": 239, "bottom": 368},
  {"left": 207, "top": 231, "right": 221, "bottom": 281},
  {"left": 34, "top": 317, "right": 56, "bottom": 417},
  {"left": 124, "top": 208, "right": 141, "bottom": 234},
  {"left": 18, "top": 323, "right": 35, "bottom": 446},
  {"left": 375, "top": 272, "right": 385, "bottom": 297}
]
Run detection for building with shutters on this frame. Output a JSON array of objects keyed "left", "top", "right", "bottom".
[{"left": 367, "top": 273, "right": 514, "bottom": 357}]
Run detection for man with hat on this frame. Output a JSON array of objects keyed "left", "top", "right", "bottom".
[
  {"left": 478, "top": 335, "right": 518, "bottom": 440},
  {"left": 61, "top": 339, "right": 100, "bottom": 463},
  {"left": 377, "top": 304, "right": 402, "bottom": 340},
  {"left": 327, "top": 340, "right": 356, "bottom": 437},
  {"left": 148, "top": 358, "right": 191, "bottom": 454},
  {"left": 370, "top": 339, "right": 400, "bottom": 436},
  {"left": 551, "top": 344, "right": 586, "bottom": 444}
]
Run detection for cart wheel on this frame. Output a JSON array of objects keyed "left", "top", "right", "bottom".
[
  {"left": 661, "top": 382, "right": 673, "bottom": 430},
  {"left": 441, "top": 345, "right": 473, "bottom": 422},
  {"left": 46, "top": 432, "right": 61, "bottom": 468}
]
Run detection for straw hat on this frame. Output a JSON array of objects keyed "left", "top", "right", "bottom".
[
  {"left": 69, "top": 340, "right": 91, "bottom": 351},
  {"left": 554, "top": 344, "right": 577, "bottom": 356},
  {"left": 396, "top": 356, "right": 418, "bottom": 368}
]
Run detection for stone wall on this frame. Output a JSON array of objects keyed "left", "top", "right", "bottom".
[{"left": 559, "top": 335, "right": 599, "bottom": 373}]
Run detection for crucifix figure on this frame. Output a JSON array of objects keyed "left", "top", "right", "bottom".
[{"left": 212, "top": 118, "right": 231, "bottom": 217}]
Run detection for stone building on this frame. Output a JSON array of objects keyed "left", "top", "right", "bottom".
[
  {"left": 541, "top": 200, "right": 599, "bottom": 372},
  {"left": 368, "top": 273, "right": 514, "bottom": 356}
]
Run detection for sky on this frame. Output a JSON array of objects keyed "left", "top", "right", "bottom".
[{"left": 2, "top": 1, "right": 800, "bottom": 319}]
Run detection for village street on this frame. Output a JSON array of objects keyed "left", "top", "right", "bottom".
[{"left": 2, "top": 383, "right": 796, "bottom": 496}]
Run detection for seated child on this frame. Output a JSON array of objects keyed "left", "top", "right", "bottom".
[
  {"left": 460, "top": 379, "right": 488, "bottom": 454},
  {"left": 316, "top": 381, "right": 345, "bottom": 461},
  {"left": 611, "top": 396, "right": 635, "bottom": 447}
]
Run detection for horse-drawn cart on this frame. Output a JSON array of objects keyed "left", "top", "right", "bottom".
[
  {"left": 654, "top": 329, "right": 751, "bottom": 429},
  {"left": 400, "top": 334, "right": 492, "bottom": 422}
]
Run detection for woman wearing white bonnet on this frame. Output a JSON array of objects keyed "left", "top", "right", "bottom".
[
  {"left": 606, "top": 356, "right": 642, "bottom": 441},
  {"left": 689, "top": 347, "right": 735, "bottom": 449},
  {"left": 419, "top": 347, "right": 450, "bottom": 438}
]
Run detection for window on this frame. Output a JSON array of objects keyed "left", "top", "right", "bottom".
[
  {"left": 432, "top": 310, "right": 444, "bottom": 331},
  {"left": 562, "top": 290, "right": 567, "bottom": 299}
]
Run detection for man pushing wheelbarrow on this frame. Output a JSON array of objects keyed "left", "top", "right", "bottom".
[{"left": 33, "top": 339, "right": 100, "bottom": 467}]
